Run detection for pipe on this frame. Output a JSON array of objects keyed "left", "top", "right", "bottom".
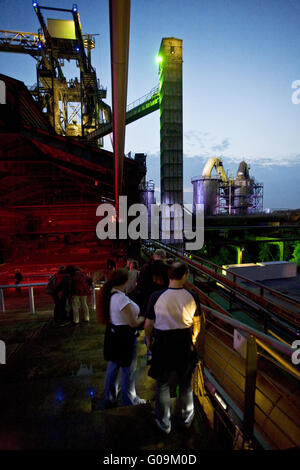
[
  {"left": 202, "top": 157, "right": 228, "bottom": 182},
  {"left": 236, "top": 161, "right": 250, "bottom": 179},
  {"left": 109, "top": 0, "right": 131, "bottom": 218}
]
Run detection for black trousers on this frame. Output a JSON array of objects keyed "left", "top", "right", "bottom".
[{"left": 53, "top": 295, "right": 68, "bottom": 324}]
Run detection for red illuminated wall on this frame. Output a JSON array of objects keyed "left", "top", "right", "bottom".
[{"left": 0, "top": 75, "right": 145, "bottom": 265}]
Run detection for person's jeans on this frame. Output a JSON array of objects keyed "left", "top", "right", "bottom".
[
  {"left": 155, "top": 379, "right": 194, "bottom": 430},
  {"left": 104, "top": 338, "right": 141, "bottom": 406},
  {"left": 72, "top": 295, "right": 90, "bottom": 323}
]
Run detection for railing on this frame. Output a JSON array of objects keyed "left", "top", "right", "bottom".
[
  {"left": 0, "top": 282, "right": 97, "bottom": 315},
  {"left": 126, "top": 85, "right": 159, "bottom": 113},
  {"left": 87, "top": 85, "right": 159, "bottom": 140},
  {"left": 192, "top": 302, "right": 300, "bottom": 449},
  {"left": 146, "top": 240, "right": 300, "bottom": 332},
  {"left": 0, "top": 30, "right": 44, "bottom": 46},
  {"left": 141, "top": 241, "right": 300, "bottom": 449},
  {"left": 0, "top": 282, "right": 47, "bottom": 315},
  {"left": 150, "top": 240, "right": 299, "bottom": 310}
]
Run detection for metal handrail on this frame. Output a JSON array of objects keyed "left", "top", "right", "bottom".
[
  {"left": 192, "top": 300, "right": 300, "bottom": 449},
  {"left": 0, "top": 282, "right": 47, "bottom": 315},
  {"left": 147, "top": 241, "right": 300, "bottom": 332},
  {"left": 0, "top": 281, "right": 96, "bottom": 315},
  {"left": 0, "top": 283, "right": 47, "bottom": 288},
  {"left": 126, "top": 85, "right": 159, "bottom": 112},
  {"left": 201, "top": 304, "right": 294, "bottom": 359},
  {"left": 142, "top": 242, "right": 299, "bottom": 448},
  {"left": 151, "top": 240, "right": 299, "bottom": 308}
]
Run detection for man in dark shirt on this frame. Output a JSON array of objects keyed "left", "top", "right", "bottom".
[
  {"left": 144, "top": 261, "right": 200, "bottom": 434},
  {"left": 131, "top": 249, "right": 169, "bottom": 314}
]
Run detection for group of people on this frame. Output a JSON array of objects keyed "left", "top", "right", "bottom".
[
  {"left": 99, "top": 249, "right": 201, "bottom": 435},
  {"left": 47, "top": 265, "right": 92, "bottom": 327}
]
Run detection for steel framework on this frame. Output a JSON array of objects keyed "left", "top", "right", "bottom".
[{"left": 0, "top": 4, "right": 107, "bottom": 145}]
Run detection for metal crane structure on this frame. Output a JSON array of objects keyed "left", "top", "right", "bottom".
[
  {"left": 0, "top": 2, "right": 161, "bottom": 150},
  {"left": 0, "top": 3, "right": 182, "bottom": 217},
  {"left": 0, "top": 3, "right": 107, "bottom": 145}
]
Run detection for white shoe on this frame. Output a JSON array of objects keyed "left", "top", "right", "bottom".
[
  {"left": 183, "top": 411, "right": 194, "bottom": 429},
  {"left": 133, "top": 397, "right": 149, "bottom": 405}
]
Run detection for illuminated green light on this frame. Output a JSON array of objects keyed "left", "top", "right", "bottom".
[{"left": 156, "top": 55, "right": 163, "bottom": 64}]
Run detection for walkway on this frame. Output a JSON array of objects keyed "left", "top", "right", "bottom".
[{"left": 0, "top": 306, "right": 212, "bottom": 451}]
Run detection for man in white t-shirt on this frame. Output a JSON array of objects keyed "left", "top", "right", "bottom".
[{"left": 144, "top": 261, "right": 200, "bottom": 434}]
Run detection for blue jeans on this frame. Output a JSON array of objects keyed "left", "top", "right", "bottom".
[
  {"left": 155, "top": 380, "right": 194, "bottom": 431},
  {"left": 104, "top": 338, "right": 141, "bottom": 406}
]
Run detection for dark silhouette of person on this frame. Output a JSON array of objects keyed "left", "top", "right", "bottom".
[{"left": 14, "top": 269, "right": 23, "bottom": 293}]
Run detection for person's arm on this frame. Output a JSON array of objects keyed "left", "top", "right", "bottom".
[
  {"left": 144, "top": 290, "right": 162, "bottom": 351},
  {"left": 190, "top": 290, "right": 202, "bottom": 344},
  {"left": 144, "top": 318, "right": 154, "bottom": 351},
  {"left": 121, "top": 303, "right": 144, "bottom": 328}
]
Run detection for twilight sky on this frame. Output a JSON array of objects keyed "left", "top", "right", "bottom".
[{"left": 1, "top": 0, "right": 300, "bottom": 209}]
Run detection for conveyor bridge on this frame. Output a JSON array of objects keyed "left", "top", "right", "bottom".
[{"left": 87, "top": 85, "right": 159, "bottom": 140}]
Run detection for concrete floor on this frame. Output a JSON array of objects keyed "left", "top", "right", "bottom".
[{"left": 0, "top": 307, "right": 212, "bottom": 451}]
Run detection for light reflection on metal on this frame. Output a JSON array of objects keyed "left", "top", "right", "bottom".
[{"left": 214, "top": 392, "right": 227, "bottom": 410}]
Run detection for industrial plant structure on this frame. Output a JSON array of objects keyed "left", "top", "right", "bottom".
[
  {"left": 192, "top": 157, "right": 263, "bottom": 216},
  {"left": 0, "top": 2, "right": 147, "bottom": 265},
  {"left": 1, "top": 2, "right": 300, "bottom": 454}
]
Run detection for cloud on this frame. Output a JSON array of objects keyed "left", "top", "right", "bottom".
[
  {"left": 255, "top": 155, "right": 300, "bottom": 167},
  {"left": 184, "top": 130, "right": 231, "bottom": 158},
  {"left": 222, "top": 154, "right": 300, "bottom": 168},
  {"left": 184, "top": 130, "right": 208, "bottom": 141},
  {"left": 211, "top": 138, "right": 230, "bottom": 153},
  {"left": 145, "top": 147, "right": 300, "bottom": 209}
]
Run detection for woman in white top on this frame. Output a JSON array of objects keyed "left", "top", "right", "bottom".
[{"left": 101, "top": 268, "right": 146, "bottom": 407}]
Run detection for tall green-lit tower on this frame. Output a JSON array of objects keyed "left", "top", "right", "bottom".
[
  {"left": 158, "top": 37, "right": 183, "bottom": 207},
  {"left": 158, "top": 38, "right": 183, "bottom": 244}
]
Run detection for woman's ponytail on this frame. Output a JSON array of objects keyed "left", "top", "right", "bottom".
[{"left": 96, "top": 268, "right": 129, "bottom": 324}]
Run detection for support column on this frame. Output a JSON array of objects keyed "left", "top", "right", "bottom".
[
  {"left": 243, "top": 335, "right": 257, "bottom": 446},
  {"left": 278, "top": 241, "right": 284, "bottom": 261},
  {"left": 237, "top": 246, "right": 243, "bottom": 264},
  {"left": 109, "top": 0, "right": 131, "bottom": 219}
]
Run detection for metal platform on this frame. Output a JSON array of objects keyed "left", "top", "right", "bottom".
[{"left": 0, "top": 308, "right": 212, "bottom": 451}]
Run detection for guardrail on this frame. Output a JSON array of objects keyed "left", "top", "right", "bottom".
[
  {"left": 192, "top": 301, "right": 300, "bottom": 449},
  {"left": 145, "top": 240, "right": 300, "bottom": 332},
  {"left": 142, "top": 241, "right": 300, "bottom": 449},
  {"left": 126, "top": 85, "right": 159, "bottom": 112},
  {"left": 0, "top": 282, "right": 97, "bottom": 315},
  {"left": 0, "top": 282, "right": 47, "bottom": 315},
  {"left": 150, "top": 240, "right": 299, "bottom": 309}
]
